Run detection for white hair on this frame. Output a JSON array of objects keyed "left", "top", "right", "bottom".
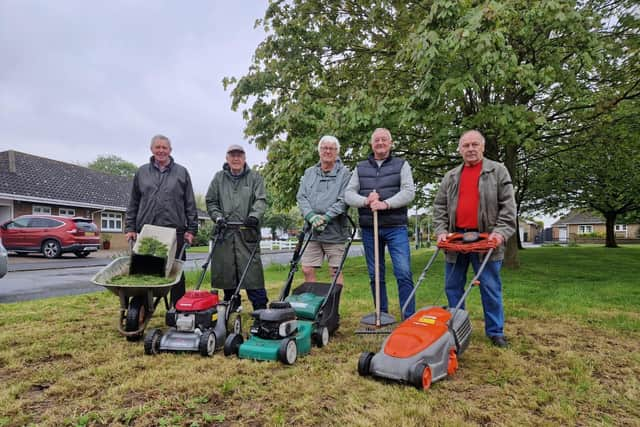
[
  {"left": 150, "top": 134, "right": 171, "bottom": 149},
  {"left": 317, "top": 135, "right": 340, "bottom": 153},
  {"left": 458, "top": 130, "right": 485, "bottom": 146}
]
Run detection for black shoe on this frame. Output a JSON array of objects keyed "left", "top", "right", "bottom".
[{"left": 490, "top": 335, "right": 508, "bottom": 348}]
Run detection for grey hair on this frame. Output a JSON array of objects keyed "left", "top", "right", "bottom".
[
  {"left": 150, "top": 134, "right": 172, "bottom": 149},
  {"left": 370, "top": 128, "right": 392, "bottom": 143},
  {"left": 317, "top": 135, "right": 340, "bottom": 153},
  {"left": 458, "top": 130, "right": 485, "bottom": 146}
]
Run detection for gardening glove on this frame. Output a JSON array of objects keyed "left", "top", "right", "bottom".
[
  {"left": 304, "top": 212, "right": 317, "bottom": 225},
  {"left": 311, "top": 215, "right": 325, "bottom": 229},
  {"left": 244, "top": 216, "right": 259, "bottom": 229},
  {"left": 314, "top": 214, "right": 331, "bottom": 233}
]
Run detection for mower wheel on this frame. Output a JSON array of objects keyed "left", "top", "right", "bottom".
[
  {"left": 447, "top": 348, "right": 459, "bottom": 376},
  {"left": 199, "top": 330, "right": 217, "bottom": 357},
  {"left": 278, "top": 338, "right": 297, "bottom": 365},
  {"left": 229, "top": 313, "right": 242, "bottom": 335},
  {"left": 144, "top": 328, "right": 163, "bottom": 355},
  {"left": 409, "top": 361, "right": 432, "bottom": 390},
  {"left": 224, "top": 333, "right": 243, "bottom": 357},
  {"left": 358, "top": 352, "right": 374, "bottom": 376},
  {"left": 125, "top": 296, "right": 147, "bottom": 342},
  {"left": 313, "top": 326, "right": 329, "bottom": 348}
]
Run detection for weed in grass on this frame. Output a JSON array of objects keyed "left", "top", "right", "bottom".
[{"left": 202, "top": 412, "right": 225, "bottom": 423}]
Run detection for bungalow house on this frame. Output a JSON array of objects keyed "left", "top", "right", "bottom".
[
  {"left": 518, "top": 218, "right": 542, "bottom": 243},
  {"left": 551, "top": 210, "right": 640, "bottom": 242},
  {"left": 0, "top": 150, "right": 209, "bottom": 250}
]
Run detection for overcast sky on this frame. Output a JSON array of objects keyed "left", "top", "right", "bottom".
[{"left": 0, "top": 1, "right": 268, "bottom": 195}]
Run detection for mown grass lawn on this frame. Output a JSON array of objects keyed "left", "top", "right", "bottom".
[{"left": 1, "top": 246, "right": 639, "bottom": 426}]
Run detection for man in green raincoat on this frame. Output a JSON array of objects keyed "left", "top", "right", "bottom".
[{"left": 206, "top": 144, "right": 268, "bottom": 310}]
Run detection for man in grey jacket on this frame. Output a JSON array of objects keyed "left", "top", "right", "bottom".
[
  {"left": 345, "top": 128, "right": 416, "bottom": 319},
  {"left": 125, "top": 134, "right": 198, "bottom": 306},
  {"left": 433, "top": 129, "right": 516, "bottom": 347},
  {"left": 296, "top": 135, "right": 351, "bottom": 285}
]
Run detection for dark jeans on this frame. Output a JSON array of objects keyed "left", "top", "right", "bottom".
[
  {"left": 445, "top": 253, "right": 505, "bottom": 337},
  {"left": 361, "top": 225, "right": 415, "bottom": 319},
  {"left": 223, "top": 288, "right": 268, "bottom": 311}
]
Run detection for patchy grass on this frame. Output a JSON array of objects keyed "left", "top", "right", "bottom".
[{"left": 1, "top": 247, "right": 639, "bottom": 426}]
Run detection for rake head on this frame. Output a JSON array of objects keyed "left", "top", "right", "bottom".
[{"left": 355, "top": 312, "right": 396, "bottom": 335}]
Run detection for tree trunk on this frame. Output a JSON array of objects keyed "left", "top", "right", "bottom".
[
  {"left": 503, "top": 144, "right": 520, "bottom": 269},
  {"left": 604, "top": 212, "right": 618, "bottom": 248}
]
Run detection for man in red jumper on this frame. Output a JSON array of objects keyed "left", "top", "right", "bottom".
[{"left": 432, "top": 130, "right": 516, "bottom": 347}]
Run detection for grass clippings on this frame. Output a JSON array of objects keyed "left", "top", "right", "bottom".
[{"left": 106, "top": 274, "right": 173, "bottom": 286}]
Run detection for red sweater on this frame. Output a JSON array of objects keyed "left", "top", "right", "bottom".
[{"left": 456, "top": 161, "right": 482, "bottom": 229}]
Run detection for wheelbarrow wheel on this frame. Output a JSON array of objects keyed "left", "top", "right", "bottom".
[
  {"left": 125, "top": 296, "right": 147, "bottom": 342},
  {"left": 144, "top": 328, "right": 163, "bottom": 355}
]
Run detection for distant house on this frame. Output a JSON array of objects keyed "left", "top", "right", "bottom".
[
  {"left": 551, "top": 210, "right": 640, "bottom": 242},
  {"left": 518, "top": 218, "right": 542, "bottom": 243},
  {"left": 0, "top": 150, "right": 209, "bottom": 249}
]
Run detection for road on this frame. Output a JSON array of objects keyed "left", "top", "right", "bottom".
[{"left": 0, "top": 247, "right": 365, "bottom": 303}]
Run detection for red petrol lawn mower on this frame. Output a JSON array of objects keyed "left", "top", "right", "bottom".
[
  {"left": 143, "top": 220, "right": 257, "bottom": 357},
  {"left": 357, "top": 232, "right": 498, "bottom": 390}
]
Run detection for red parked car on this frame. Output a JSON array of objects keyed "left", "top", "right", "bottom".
[{"left": 0, "top": 215, "right": 101, "bottom": 258}]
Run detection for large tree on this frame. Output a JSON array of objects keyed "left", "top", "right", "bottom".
[
  {"left": 87, "top": 155, "right": 138, "bottom": 178},
  {"left": 227, "top": 0, "right": 640, "bottom": 266},
  {"left": 525, "top": 100, "right": 640, "bottom": 247}
]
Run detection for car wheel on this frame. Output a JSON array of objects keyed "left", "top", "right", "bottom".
[
  {"left": 125, "top": 296, "right": 147, "bottom": 342},
  {"left": 358, "top": 352, "right": 375, "bottom": 376},
  {"left": 42, "top": 240, "right": 61, "bottom": 259},
  {"left": 313, "top": 326, "right": 329, "bottom": 348},
  {"left": 278, "top": 338, "right": 297, "bottom": 365},
  {"left": 224, "top": 333, "right": 244, "bottom": 357},
  {"left": 74, "top": 251, "right": 90, "bottom": 258},
  {"left": 409, "top": 361, "right": 432, "bottom": 390},
  {"left": 199, "top": 330, "right": 217, "bottom": 357},
  {"left": 144, "top": 328, "right": 163, "bottom": 355}
]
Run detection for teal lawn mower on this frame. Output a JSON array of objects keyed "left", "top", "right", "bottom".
[{"left": 224, "top": 216, "right": 355, "bottom": 364}]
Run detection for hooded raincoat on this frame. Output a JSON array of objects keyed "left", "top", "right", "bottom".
[{"left": 205, "top": 163, "right": 267, "bottom": 290}]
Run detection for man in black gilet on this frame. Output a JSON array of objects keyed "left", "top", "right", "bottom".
[{"left": 345, "top": 128, "right": 416, "bottom": 319}]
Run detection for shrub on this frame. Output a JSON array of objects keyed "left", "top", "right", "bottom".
[{"left": 194, "top": 221, "right": 213, "bottom": 246}]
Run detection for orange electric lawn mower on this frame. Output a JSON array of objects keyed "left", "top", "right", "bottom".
[{"left": 357, "top": 231, "right": 498, "bottom": 390}]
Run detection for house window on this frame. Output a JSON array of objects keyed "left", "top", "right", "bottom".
[
  {"left": 59, "top": 208, "right": 75, "bottom": 217},
  {"left": 32, "top": 205, "right": 52, "bottom": 215},
  {"left": 101, "top": 212, "right": 122, "bottom": 232},
  {"left": 615, "top": 224, "right": 627, "bottom": 232},
  {"left": 578, "top": 225, "right": 593, "bottom": 234}
]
